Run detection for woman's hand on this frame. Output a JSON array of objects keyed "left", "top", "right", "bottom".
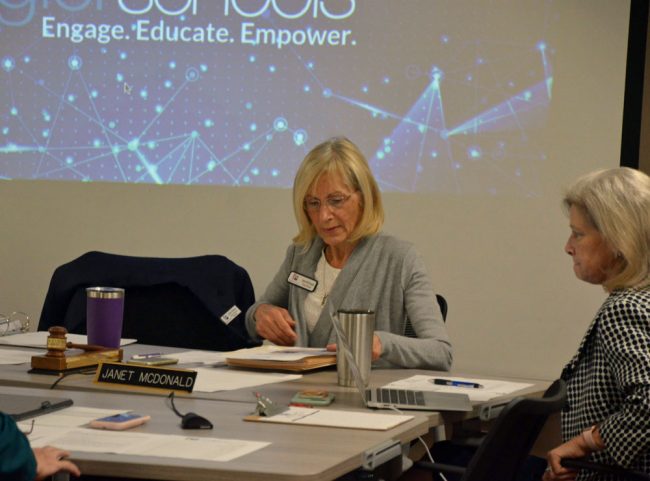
[
  {"left": 34, "top": 446, "right": 81, "bottom": 480},
  {"left": 326, "top": 334, "right": 383, "bottom": 360},
  {"left": 254, "top": 304, "right": 297, "bottom": 345},
  {"left": 371, "top": 334, "right": 382, "bottom": 360},
  {"left": 543, "top": 435, "right": 591, "bottom": 481}
]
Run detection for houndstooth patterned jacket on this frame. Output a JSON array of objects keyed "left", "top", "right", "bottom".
[{"left": 560, "top": 287, "right": 650, "bottom": 481}]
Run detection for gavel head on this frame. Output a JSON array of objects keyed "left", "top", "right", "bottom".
[{"left": 45, "top": 326, "right": 68, "bottom": 358}]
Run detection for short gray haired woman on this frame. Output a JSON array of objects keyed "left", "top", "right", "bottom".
[
  {"left": 544, "top": 167, "right": 650, "bottom": 481},
  {"left": 245, "top": 137, "right": 452, "bottom": 369}
]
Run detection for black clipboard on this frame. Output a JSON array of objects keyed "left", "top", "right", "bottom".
[{"left": 0, "top": 393, "right": 73, "bottom": 421}]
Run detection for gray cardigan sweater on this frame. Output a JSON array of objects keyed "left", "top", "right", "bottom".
[{"left": 245, "top": 233, "right": 452, "bottom": 370}]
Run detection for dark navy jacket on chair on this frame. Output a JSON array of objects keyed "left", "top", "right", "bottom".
[{"left": 38, "top": 251, "right": 260, "bottom": 351}]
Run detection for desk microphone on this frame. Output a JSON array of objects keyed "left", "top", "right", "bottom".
[
  {"left": 181, "top": 412, "right": 213, "bottom": 430},
  {"left": 167, "top": 392, "right": 213, "bottom": 430}
]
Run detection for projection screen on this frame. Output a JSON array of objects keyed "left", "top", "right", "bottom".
[{"left": 0, "top": 1, "right": 635, "bottom": 379}]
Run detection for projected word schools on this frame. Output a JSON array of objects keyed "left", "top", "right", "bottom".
[
  {"left": 1, "top": 0, "right": 357, "bottom": 25},
  {"left": 1, "top": 1, "right": 555, "bottom": 195}
]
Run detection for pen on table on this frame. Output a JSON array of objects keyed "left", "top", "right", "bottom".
[
  {"left": 131, "top": 353, "right": 163, "bottom": 360},
  {"left": 431, "top": 378, "right": 483, "bottom": 389}
]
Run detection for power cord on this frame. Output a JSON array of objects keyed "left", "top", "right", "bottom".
[
  {"left": 49, "top": 369, "right": 96, "bottom": 389},
  {"left": 388, "top": 405, "right": 449, "bottom": 481}
]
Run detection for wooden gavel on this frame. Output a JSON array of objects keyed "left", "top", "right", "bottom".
[{"left": 45, "top": 326, "right": 111, "bottom": 358}]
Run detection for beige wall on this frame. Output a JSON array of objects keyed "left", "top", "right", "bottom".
[{"left": 0, "top": 178, "right": 607, "bottom": 381}]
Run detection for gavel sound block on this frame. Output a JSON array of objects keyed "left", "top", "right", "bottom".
[{"left": 31, "top": 326, "right": 123, "bottom": 372}]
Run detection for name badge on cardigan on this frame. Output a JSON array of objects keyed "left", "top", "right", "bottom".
[{"left": 288, "top": 271, "right": 317, "bottom": 292}]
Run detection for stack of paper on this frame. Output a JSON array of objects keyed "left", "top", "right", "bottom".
[
  {"left": 245, "top": 406, "right": 413, "bottom": 431},
  {"left": 226, "top": 346, "right": 336, "bottom": 372}
]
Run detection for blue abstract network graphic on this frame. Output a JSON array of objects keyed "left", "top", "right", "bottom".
[{"left": 0, "top": 1, "right": 555, "bottom": 194}]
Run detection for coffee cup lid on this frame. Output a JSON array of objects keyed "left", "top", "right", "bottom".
[{"left": 86, "top": 287, "right": 125, "bottom": 299}]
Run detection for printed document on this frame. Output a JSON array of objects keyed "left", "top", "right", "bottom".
[
  {"left": 0, "top": 348, "right": 36, "bottom": 364},
  {"left": 226, "top": 345, "right": 331, "bottom": 362},
  {"left": 167, "top": 350, "right": 228, "bottom": 366},
  {"left": 247, "top": 406, "right": 413, "bottom": 431},
  {"left": 29, "top": 428, "right": 268, "bottom": 461},
  {"left": 20, "top": 406, "right": 268, "bottom": 462},
  {"left": 193, "top": 366, "right": 301, "bottom": 392},
  {"left": 0, "top": 331, "right": 137, "bottom": 348}
]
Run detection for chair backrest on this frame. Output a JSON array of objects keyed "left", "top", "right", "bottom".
[
  {"left": 461, "top": 379, "right": 567, "bottom": 481},
  {"left": 38, "top": 251, "right": 260, "bottom": 351},
  {"left": 436, "top": 294, "right": 448, "bottom": 321},
  {"left": 404, "top": 293, "right": 448, "bottom": 338}
]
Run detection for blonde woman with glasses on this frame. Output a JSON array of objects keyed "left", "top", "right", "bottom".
[{"left": 245, "top": 137, "right": 452, "bottom": 369}]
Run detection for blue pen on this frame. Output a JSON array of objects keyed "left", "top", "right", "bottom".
[
  {"left": 131, "top": 353, "right": 163, "bottom": 360},
  {"left": 431, "top": 378, "right": 483, "bottom": 389}
]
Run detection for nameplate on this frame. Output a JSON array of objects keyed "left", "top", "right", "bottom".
[{"left": 94, "top": 362, "right": 197, "bottom": 393}]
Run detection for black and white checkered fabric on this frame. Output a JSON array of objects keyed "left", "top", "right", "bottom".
[{"left": 561, "top": 287, "right": 650, "bottom": 481}]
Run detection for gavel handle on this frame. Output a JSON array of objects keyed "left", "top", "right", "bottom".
[{"left": 66, "top": 342, "right": 109, "bottom": 351}]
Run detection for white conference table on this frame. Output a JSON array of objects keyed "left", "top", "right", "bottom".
[
  {"left": 5, "top": 384, "right": 431, "bottom": 481},
  {"left": 0, "top": 340, "right": 554, "bottom": 480},
  {"left": 0, "top": 342, "right": 550, "bottom": 428}
]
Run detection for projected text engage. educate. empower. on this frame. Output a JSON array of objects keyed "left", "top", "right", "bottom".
[{"left": 41, "top": 16, "right": 354, "bottom": 48}]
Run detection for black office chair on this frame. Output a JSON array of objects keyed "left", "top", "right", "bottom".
[
  {"left": 414, "top": 379, "right": 567, "bottom": 481},
  {"left": 435, "top": 294, "right": 448, "bottom": 321},
  {"left": 38, "top": 251, "right": 260, "bottom": 351},
  {"left": 404, "top": 293, "right": 447, "bottom": 338}
]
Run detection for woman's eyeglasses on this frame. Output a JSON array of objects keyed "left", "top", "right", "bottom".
[
  {"left": 0, "top": 311, "right": 30, "bottom": 337},
  {"left": 304, "top": 193, "right": 354, "bottom": 212}
]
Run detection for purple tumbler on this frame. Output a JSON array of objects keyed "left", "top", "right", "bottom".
[{"left": 86, "top": 287, "right": 125, "bottom": 348}]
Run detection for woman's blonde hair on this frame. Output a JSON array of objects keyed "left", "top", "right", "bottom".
[
  {"left": 563, "top": 167, "right": 650, "bottom": 290},
  {"left": 292, "top": 137, "right": 384, "bottom": 247}
]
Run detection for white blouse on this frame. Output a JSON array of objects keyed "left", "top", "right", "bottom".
[{"left": 303, "top": 251, "right": 341, "bottom": 333}]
